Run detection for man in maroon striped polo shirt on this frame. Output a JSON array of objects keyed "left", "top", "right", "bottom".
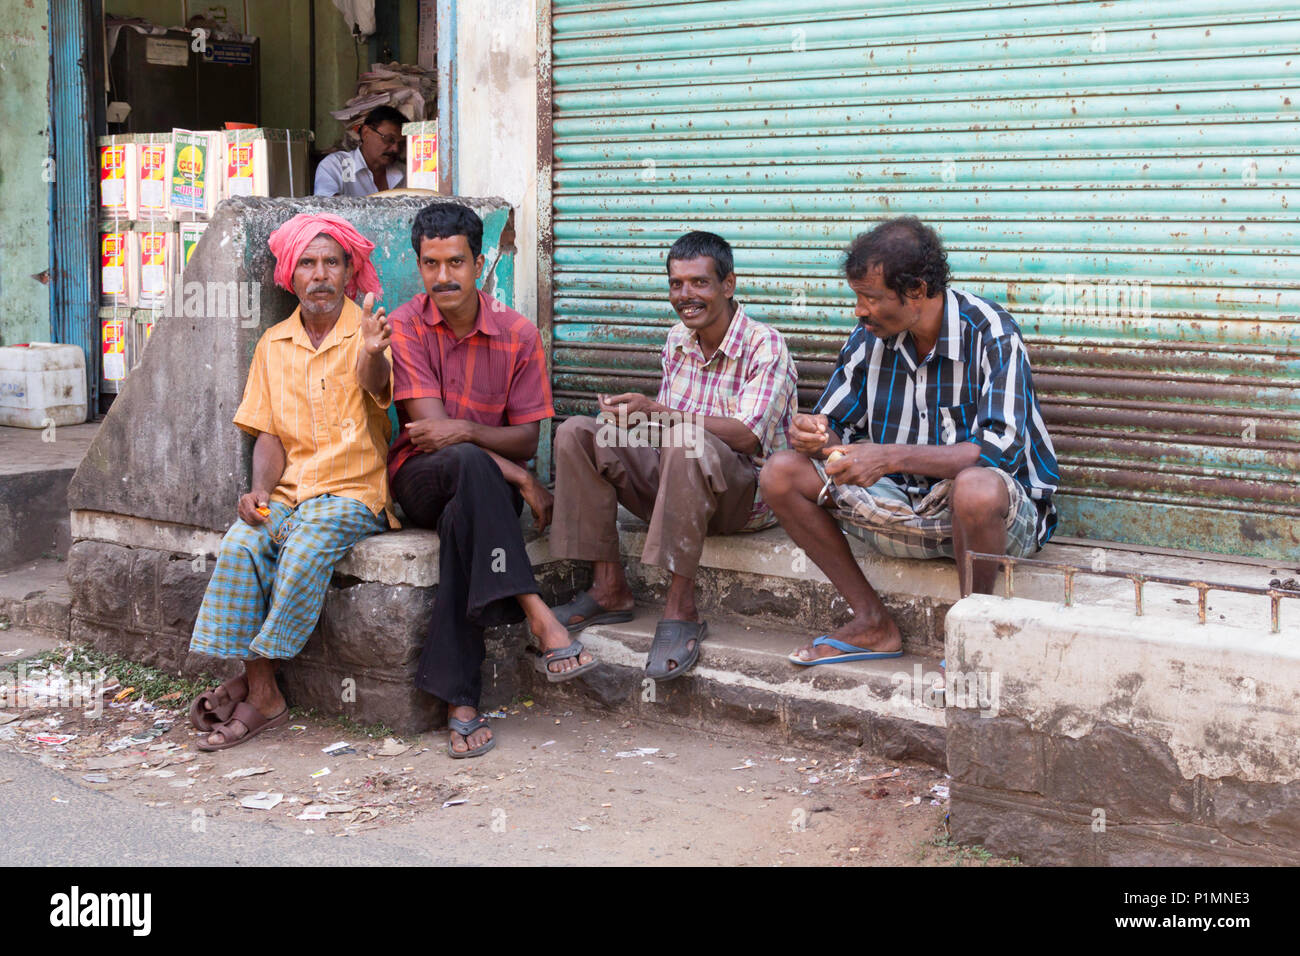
[{"left": 387, "top": 202, "right": 594, "bottom": 759}]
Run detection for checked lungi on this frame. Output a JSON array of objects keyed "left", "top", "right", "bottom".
[
  {"left": 813, "top": 461, "right": 1041, "bottom": 561},
  {"left": 189, "top": 494, "right": 387, "bottom": 660}
]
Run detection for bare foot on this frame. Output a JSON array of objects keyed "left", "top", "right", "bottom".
[
  {"left": 448, "top": 704, "right": 492, "bottom": 755},
  {"left": 790, "top": 614, "right": 903, "bottom": 662}
]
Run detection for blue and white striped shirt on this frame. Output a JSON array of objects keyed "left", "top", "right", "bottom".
[{"left": 814, "top": 288, "right": 1060, "bottom": 547}]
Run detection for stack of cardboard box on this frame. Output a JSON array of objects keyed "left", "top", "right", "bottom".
[{"left": 96, "top": 128, "right": 312, "bottom": 395}]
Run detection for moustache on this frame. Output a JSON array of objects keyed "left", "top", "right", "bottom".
[
  {"left": 431, "top": 284, "right": 461, "bottom": 293},
  {"left": 307, "top": 284, "right": 338, "bottom": 296}
]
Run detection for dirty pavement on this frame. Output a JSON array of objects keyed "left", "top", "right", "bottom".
[{"left": 0, "top": 633, "right": 983, "bottom": 867}]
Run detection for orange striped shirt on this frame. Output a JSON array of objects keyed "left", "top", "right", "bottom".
[{"left": 234, "top": 297, "right": 398, "bottom": 527}]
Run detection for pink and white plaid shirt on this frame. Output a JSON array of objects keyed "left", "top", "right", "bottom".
[{"left": 656, "top": 303, "right": 798, "bottom": 529}]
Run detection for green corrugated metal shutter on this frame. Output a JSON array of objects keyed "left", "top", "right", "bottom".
[{"left": 544, "top": 0, "right": 1300, "bottom": 561}]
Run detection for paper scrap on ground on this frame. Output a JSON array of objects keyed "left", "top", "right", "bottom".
[
  {"left": 310, "top": 768, "right": 331, "bottom": 779},
  {"left": 615, "top": 747, "right": 659, "bottom": 759},
  {"left": 441, "top": 799, "right": 467, "bottom": 809},
  {"left": 377, "top": 738, "right": 410, "bottom": 757},
  {"left": 222, "top": 766, "right": 272, "bottom": 780},
  {"left": 861, "top": 769, "right": 902, "bottom": 781},
  {"left": 85, "top": 753, "right": 147, "bottom": 771},
  {"left": 322, "top": 741, "right": 355, "bottom": 756},
  {"left": 241, "top": 791, "right": 284, "bottom": 810}
]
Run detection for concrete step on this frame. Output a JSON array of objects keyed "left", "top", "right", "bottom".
[
  {"left": 608, "top": 513, "right": 1297, "bottom": 657},
  {"left": 0, "top": 422, "right": 99, "bottom": 569},
  {"left": 0, "top": 557, "right": 70, "bottom": 640},
  {"left": 520, "top": 607, "right": 947, "bottom": 768}
]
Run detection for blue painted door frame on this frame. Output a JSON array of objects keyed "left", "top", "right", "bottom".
[{"left": 49, "top": 0, "right": 103, "bottom": 413}]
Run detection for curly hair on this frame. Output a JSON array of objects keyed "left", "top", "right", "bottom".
[{"left": 844, "top": 216, "right": 949, "bottom": 299}]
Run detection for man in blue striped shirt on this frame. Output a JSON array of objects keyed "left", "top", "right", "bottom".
[{"left": 760, "top": 217, "right": 1059, "bottom": 665}]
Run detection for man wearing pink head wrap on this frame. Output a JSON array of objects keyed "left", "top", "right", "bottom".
[{"left": 185, "top": 213, "right": 397, "bottom": 752}]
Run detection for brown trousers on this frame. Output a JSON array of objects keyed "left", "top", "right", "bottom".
[{"left": 550, "top": 416, "right": 757, "bottom": 578}]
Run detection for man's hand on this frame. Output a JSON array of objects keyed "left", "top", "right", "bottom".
[
  {"left": 519, "top": 474, "right": 554, "bottom": 533},
  {"left": 824, "top": 443, "right": 897, "bottom": 489},
  {"left": 791, "top": 412, "right": 831, "bottom": 456},
  {"left": 237, "top": 490, "right": 271, "bottom": 527},
  {"left": 360, "top": 292, "right": 391, "bottom": 355},
  {"left": 405, "top": 417, "right": 475, "bottom": 453},
  {"left": 598, "top": 392, "right": 660, "bottom": 419}
]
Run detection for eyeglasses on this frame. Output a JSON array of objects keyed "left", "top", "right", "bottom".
[{"left": 365, "top": 125, "right": 401, "bottom": 148}]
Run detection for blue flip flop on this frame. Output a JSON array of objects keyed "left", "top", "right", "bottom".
[{"left": 789, "top": 635, "right": 904, "bottom": 666}]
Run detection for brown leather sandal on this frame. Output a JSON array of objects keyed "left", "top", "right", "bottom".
[
  {"left": 196, "top": 701, "right": 289, "bottom": 752},
  {"left": 189, "top": 674, "right": 249, "bottom": 732}
]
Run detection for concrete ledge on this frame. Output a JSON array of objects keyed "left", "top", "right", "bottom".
[
  {"left": 521, "top": 609, "right": 947, "bottom": 766},
  {"left": 70, "top": 509, "right": 552, "bottom": 588},
  {"left": 945, "top": 594, "right": 1300, "bottom": 864},
  {"left": 0, "top": 559, "right": 71, "bottom": 638}
]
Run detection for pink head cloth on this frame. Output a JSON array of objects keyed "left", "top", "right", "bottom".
[{"left": 267, "top": 212, "right": 383, "bottom": 301}]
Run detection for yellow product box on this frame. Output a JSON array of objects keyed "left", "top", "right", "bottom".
[
  {"left": 178, "top": 221, "right": 208, "bottom": 274},
  {"left": 98, "top": 307, "right": 131, "bottom": 390},
  {"left": 170, "top": 129, "right": 224, "bottom": 219},
  {"left": 222, "top": 129, "right": 313, "bottom": 200},
  {"left": 135, "top": 223, "right": 177, "bottom": 309},
  {"left": 100, "top": 223, "right": 139, "bottom": 307},
  {"left": 98, "top": 135, "right": 139, "bottom": 220},
  {"left": 132, "top": 308, "right": 161, "bottom": 371},
  {"left": 136, "top": 134, "right": 173, "bottom": 220},
  {"left": 403, "top": 121, "right": 439, "bottom": 191}
]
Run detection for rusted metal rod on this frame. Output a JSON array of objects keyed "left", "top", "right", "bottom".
[{"left": 961, "top": 551, "right": 1296, "bottom": 634}]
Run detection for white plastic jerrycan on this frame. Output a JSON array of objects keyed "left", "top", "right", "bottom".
[{"left": 0, "top": 343, "right": 88, "bottom": 428}]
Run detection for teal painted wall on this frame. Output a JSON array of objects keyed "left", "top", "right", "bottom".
[{"left": 0, "top": 3, "right": 52, "bottom": 345}]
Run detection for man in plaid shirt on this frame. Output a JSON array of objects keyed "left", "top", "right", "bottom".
[
  {"left": 550, "top": 231, "right": 798, "bottom": 681},
  {"left": 760, "top": 217, "right": 1060, "bottom": 667}
]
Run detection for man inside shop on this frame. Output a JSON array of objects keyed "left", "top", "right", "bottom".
[{"left": 314, "top": 105, "right": 407, "bottom": 197}]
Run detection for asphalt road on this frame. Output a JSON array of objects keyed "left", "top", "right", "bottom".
[{"left": 0, "top": 749, "right": 435, "bottom": 867}]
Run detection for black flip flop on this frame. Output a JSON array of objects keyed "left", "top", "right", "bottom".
[
  {"left": 447, "top": 714, "right": 496, "bottom": 759},
  {"left": 529, "top": 639, "right": 599, "bottom": 683},
  {"left": 551, "top": 591, "right": 634, "bottom": 633},
  {"left": 645, "top": 619, "right": 708, "bottom": 682}
]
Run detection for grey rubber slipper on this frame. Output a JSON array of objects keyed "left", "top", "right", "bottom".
[
  {"left": 530, "top": 639, "right": 599, "bottom": 683},
  {"left": 447, "top": 714, "right": 496, "bottom": 759},
  {"left": 645, "top": 619, "right": 708, "bottom": 682},
  {"left": 550, "top": 590, "right": 634, "bottom": 633}
]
